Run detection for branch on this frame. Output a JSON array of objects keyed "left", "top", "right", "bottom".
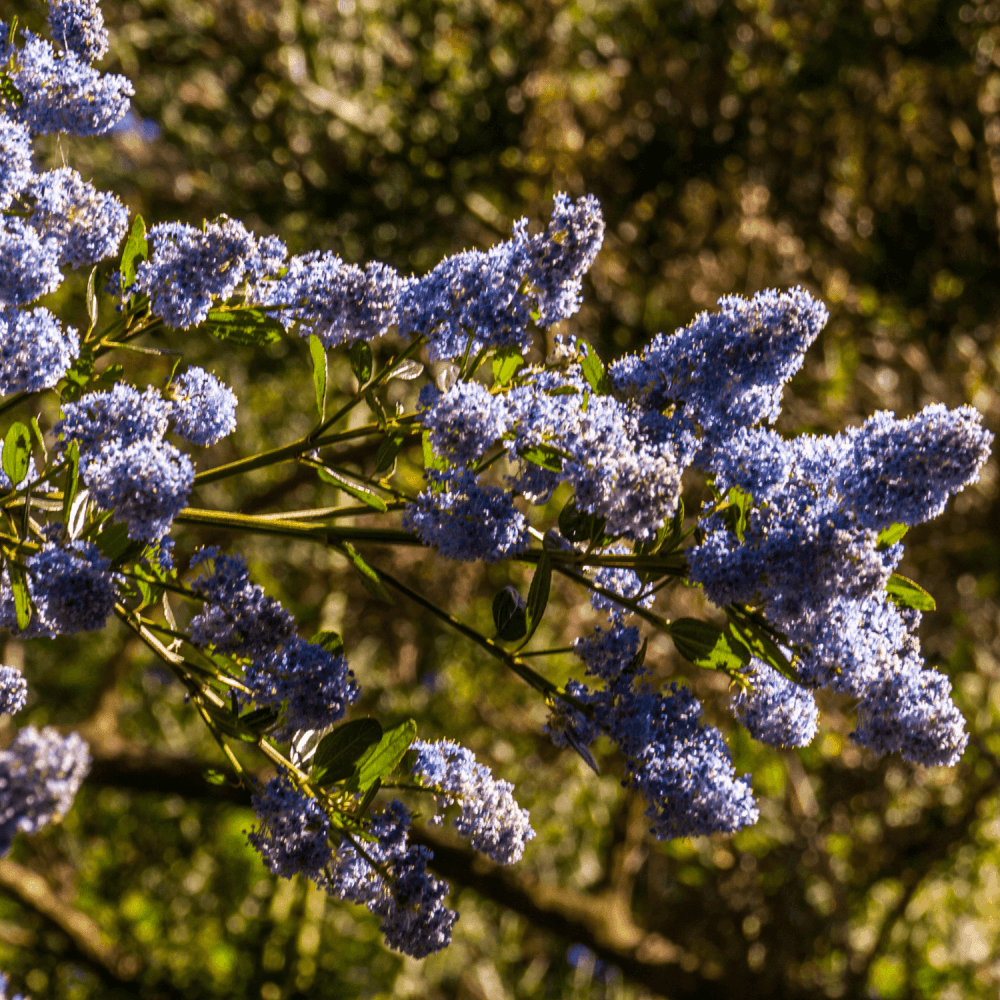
[{"left": 0, "top": 856, "right": 133, "bottom": 981}]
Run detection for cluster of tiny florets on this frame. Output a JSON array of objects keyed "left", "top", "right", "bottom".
[
  {"left": 190, "top": 548, "right": 359, "bottom": 736},
  {"left": 29, "top": 167, "right": 128, "bottom": 268},
  {"left": 410, "top": 739, "right": 535, "bottom": 864},
  {"left": 58, "top": 384, "right": 193, "bottom": 541},
  {"left": 248, "top": 784, "right": 457, "bottom": 958},
  {"left": 0, "top": 727, "right": 91, "bottom": 855},
  {"left": 136, "top": 218, "right": 285, "bottom": 328},
  {"left": 167, "top": 367, "right": 238, "bottom": 446},
  {"left": 0, "top": 667, "right": 28, "bottom": 717}
]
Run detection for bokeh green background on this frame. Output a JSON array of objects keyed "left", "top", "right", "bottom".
[{"left": 2, "top": 0, "right": 1000, "bottom": 997}]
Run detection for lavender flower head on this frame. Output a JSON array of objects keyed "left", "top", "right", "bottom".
[
  {"left": 0, "top": 217, "right": 64, "bottom": 306},
  {"left": 58, "top": 383, "right": 193, "bottom": 541},
  {"left": 411, "top": 739, "right": 535, "bottom": 864},
  {"left": 0, "top": 667, "right": 28, "bottom": 717},
  {"left": 610, "top": 287, "right": 828, "bottom": 446},
  {"left": 525, "top": 192, "right": 605, "bottom": 325},
  {"left": 404, "top": 471, "right": 530, "bottom": 563},
  {"left": 730, "top": 660, "right": 818, "bottom": 748},
  {"left": 168, "top": 367, "right": 238, "bottom": 446},
  {"left": 247, "top": 775, "right": 332, "bottom": 880},
  {"left": 84, "top": 438, "right": 194, "bottom": 542},
  {"left": 561, "top": 626, "right": 759, "bottom": 839},
  {"left": 839, "top": 404, "right": 993, "bottom": 531},
  {"left": 418, "top": 381, "right": 510, "bottom": 467},
  {"left": 29, "top": 167, "right": 127, "bottom": 268},
  {"left": 324, "top": 799, "right": 457, "bottom": 958},
  {"left": 189, "top": 547, "right": 295, "bottom": 657},
  {"left": 249, "top": 252, "right": 399, "bottom": 347},
  {"left": 0, "top": 29, "right": 132, "bottom": 136},
  {"left": 0, "top": 726, "right": 91, "bottom": 855},
  {"left": 0, "top": 116, "right": 32, "bottom": 211},
  {"left": 0, "top": 307, "right": 79, "bottom": 394},
  {"left": 245, "top": 637, "right": 360, "bottom": 738},
  {"left": 853, "top": 656, "right": 968, "bottom": 767},
  {"left": 47, "top": 0, "right": 110, "bottom": 63},
  {"left": 136, "top": 217, "right": 280, "bottom": 329},
  {"left": 25, "top": 540, "right": 116, "bottom": 635}
]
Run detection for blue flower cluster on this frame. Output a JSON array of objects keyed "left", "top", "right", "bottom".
[
  {"left": 404, "top": 471, "right": 530, "bottom": 563},
  {"left": 249, "top": 253, "right": 400, "bottom": 348},
  {"left": 167, "top": 367, "right": 238, "bottom": 446},
  {"left": 398, "top": 195, "right": 603, "bottom": 362},
  {"left": 729, "top": 660, "right": 818, "bottom": 748},
  {"left": 0, "top": 118, "right": 32, "bottom": 210},
  {"left": 0, "top": 726, "right": 90, "bottom": 855},
  {"left": 0, "top": 307, "right": 79, "bottom": 394},
  {"left": 29, "top": 167, "right": 128, "bottom": 269},
  {"left": 548, "top": 624, "right": 759, "bottom": 839},
  {"left": 25, "top": 540, "right": 116, "bottom": 635},
  {"left": 0, "top": 217, "right": 64, "bottom": 306},
  {"left": 0, "top": 23, "right": 132, "bottom": 136},
  {"left": 609, "top": 287, "right": 829, "bottom": 453},
  {"left": 0, "top": 666, "right": 28, "bottom": 717},
  {"left": 136, "top": 218, "right": 286, "bottom": 329},
  {"left": 410, "top": 739, "right": 535, "bottom": 864},
  {"left": 688, "top": 399, "right": 991, "bottom": 766},
  {"left": 248, "top": 781, "right": 456, "bottom": 958},
  {"left": 190, "top": 548, "right": 359, "bottom": 735},
  {"left": 47, "top": 0, "right": 109, "bottom": 64},
  {"left": 58, "top": 384, "right": 194, "bottom": 541}
]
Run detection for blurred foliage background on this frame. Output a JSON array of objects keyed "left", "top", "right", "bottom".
[{"left": 3, "top": 0, "right": 1000, "bottom": 997}]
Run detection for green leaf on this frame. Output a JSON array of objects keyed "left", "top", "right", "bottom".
[
  {"left": 350, "top": 341, "right": 373, "bottom": 384},
  {"left": 308, "top": 335, "right": 327, "bottom": 419},
  {"left": 519, "top": 551, "right": 551, "bottom": 649},
  {"left": 493, "top": 586, "right": 527, "bottom": 641},
  {"left": 120, "top": 215, "right": 147, "bottom": 291},
  {"left": 202, "top": 702, "right": 258, "bottom": 742},
  {"left": 29, "top": 417, "right": 47, "bottom": 466},
  {"left": 422, "top": 431, "right": 449, "bottom": 475},
  {"left": 341, "top": 542, "right": 393, "bottom": 603},
  {"left": 877, "top": 523, "right": 908, "bottom": 548},
  {"left": 353, "top": 719, "right": 417, "bottom": 791},
  {"left": 94, "top": 520, "right": 145, "bottom": 566},
  {"left": 519, "top": 444, "right": 564, "bottom": 473},
  {"left": 311, "top": 718, "right": 384, "bottom": 786},
  {"left": 355, "top": 778, "right": 382, "bottom": 816},
  {"left": 719, "top": 486, "right": 754, "bottom": 543},
  {"left": 669, "top": 618, "right": 751, "bottom": 672},
  {"left": 86, "top": 267, "right": 99, "bottom": 331},
  {"left": 579, "top": 341, "right": 613, "bottom": 394},
  {"left": 310, "top": 630, "right": 345, "bottom": 656},
  {"left": 238, "top": 707, "right": 280, "bottom": 733},
  {"left": 315, "top": 466, "right": 387, "bottom": 511},
  {"left": 365, "top": 388, "right": 388, "bottom": 429},
  {"left": 202, "top": 769, "right": 228, "bottom": 786},
  {"left": 725, "top": 608, "right": 795, "bottom": 680},
  {"left": 0, "top": 73, "right": 24, "bottom": 108},
  {"left": 492, "top": 347, "right": 523, "bottom": 386},
  {"left": 7, "top": 563, "right": 31, "bottom": 631},
  {"left": 202, "top": 308, "right": 284, "bottom": 346},
  {"left": 373, "top": 433, "right": 406, "bottom": 475},
  {"left": 61, "top": 441, "right": 80, "bottom": 526},
  {"left": 558, "top": 497, "right": 605, "bottom": 544},
  {"left": 2, "top": 423, "right": 32, "bottom": 488},
  {"left": 886, "top": 573, "right": 936, "bottom": 611}
]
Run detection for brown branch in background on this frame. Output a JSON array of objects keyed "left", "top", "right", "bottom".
[{"left": 0, "top": 856, "right": 133, "bottom": 982}]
